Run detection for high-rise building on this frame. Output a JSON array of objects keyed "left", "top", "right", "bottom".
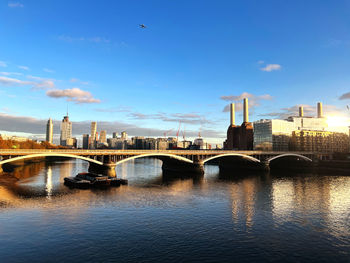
[
  {"left": 121, "top": 131, "right": 128, "bottom": 140},
  {"left": 60, "top": 115, "right": 72, "bottom": 146},
  {"left": 82, "top": 134, "right": 90, "bottom": 149},
  {"left": 99, "top": 130, "right": 107, "bottom": 143},
  {"left": 90, "top": 122, "right": 97, "bottom": 148},
  {"left": 112, "top": 132, "right": 118, "bottom": 138},
  {"left": 46, "top": 118, "right": 53, "bottom": 144}
]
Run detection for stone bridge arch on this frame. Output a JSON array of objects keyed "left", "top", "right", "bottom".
[
  {"left": 0, "top": 153, "right": 104, "bottom": 167},
  {"left": 267, "top": 153, "right": 312, "bottom": 163},
  {"left": 202, "top": 153, "right": 261, "bottom": 164},
  {"left": 115, "top": 153, "right": 194, "bottom": 165}
]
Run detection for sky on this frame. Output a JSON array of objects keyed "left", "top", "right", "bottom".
[{"left": 1, "top": 0, "right": 350, "bottom": 144}]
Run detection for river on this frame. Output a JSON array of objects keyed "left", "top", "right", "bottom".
[{"left": 0, "top": 158, "right": 349, "bottom": 262}]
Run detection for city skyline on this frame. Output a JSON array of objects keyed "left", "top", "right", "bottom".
[{"left": 1, "top": 1, "right": 350, "bottom": 144}]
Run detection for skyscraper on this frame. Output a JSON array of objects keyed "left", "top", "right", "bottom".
[
  {"left": 99, "top": 130, "right": 107, "bottom": 143},
  {"left": 90, "top": 122, "right": 97, "bottom": 148},
  {"left": 60, "top": 115, "right": 72, "bottom": 146},
  {"left": 121, "top": 131, "right": 128, "bottom": 140},
  {"left": 46, "top": 118, "right": 53, "bottom": 144},
  {"left": 82, "top": 134, "right": 90, "bottom": 149}
]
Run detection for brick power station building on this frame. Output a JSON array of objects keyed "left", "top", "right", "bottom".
[{"left": 224, "top": 98, "right": 254, "bottom": 150}]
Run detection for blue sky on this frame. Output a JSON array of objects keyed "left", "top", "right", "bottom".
[{"left": 1, "top": 0, "right": 350, "bottom": 144}]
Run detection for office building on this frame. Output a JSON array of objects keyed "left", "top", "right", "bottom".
[
  {"left": 121, "top": 131, "right": 128, "bottom": 141},
  {"left": 99, "top": 130, "right": 107, "bottom": 143},
  {"left": 112, "top": 132, "right": 118, "bottom": 138},
  {"left": 290, "top": 130, "right": 349, "bottom": 153},
  {"left": 253, "top": 102, "right": 350, "bottom": 152},
  {"left": 90, "top": 122, "right": 97, "bottom": 148},
  {"left": 46, "top": 118, "right": 53, "bottom": 144},
  {"left": 60, "top": 115, "right": 72, "bottom": 146},
  {"left": 82, "top": 134, "right": 90, "bottom": 149},
  {"left": 253, "top": 119, "right": 295, "bottom": 151}
]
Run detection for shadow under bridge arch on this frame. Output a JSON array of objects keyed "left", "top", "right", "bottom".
[
  {"left": 202, "top": 153, "right": 261, "bottom": 164},
  {"left": 0, "top": 153, "right": 104, "bottom": 166},
  {"left": 267, "top": 153, "right": 313, "bottom": 172},
  {"left": 115, "top": 153, "right": 194, "bottom": 165},
  {"left": 267, "top": 153, "right": 312, "bottom": 163},
  {"left": 115, "top": 153, "right": 203, "bottom": 175},
  {"left": 203, "top": 153, "right": 263, "bottom": 174}
]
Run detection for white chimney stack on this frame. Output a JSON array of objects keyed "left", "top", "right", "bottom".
[
  {"left": 230, "top": 103, "right": 235, "bottom": 126},
  {"left": 317, "top": 102, "right": 323, "bottom": 118},
  {"left": 299, "top": 106, "right": 304, "bottom": 117},
  {"left": 243, "top": 98, "right": 249, "bottom": 122}
]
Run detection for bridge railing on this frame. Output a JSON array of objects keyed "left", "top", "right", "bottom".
[{"left": 0, "top": 149, "right": 322, "bottom": 156}]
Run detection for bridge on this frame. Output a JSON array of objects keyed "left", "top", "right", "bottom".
[{"left": 0, "top": 149, "right": 332, "bottom": 176}]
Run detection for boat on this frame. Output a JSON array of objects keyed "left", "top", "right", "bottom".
[{"left": 64, "top": 172, "right": 128, "bottom": 188}]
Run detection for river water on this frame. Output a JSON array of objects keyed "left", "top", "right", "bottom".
[{"left": 0, "top": 158, "right": 349, "bottom": 263}]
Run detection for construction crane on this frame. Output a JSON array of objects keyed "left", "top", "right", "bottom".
[
  {"left": 182, "top": 126, "right": 186, "bottom": 141},
  {"left": 176, "top": 122, "right": 181, "bottom": 142}
]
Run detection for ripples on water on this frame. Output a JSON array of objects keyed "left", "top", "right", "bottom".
[{"left": 0, "top": 158, "right": 349, "bottom": 262}]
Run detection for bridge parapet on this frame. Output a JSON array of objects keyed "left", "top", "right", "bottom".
[{"left": 0, "top": 150, "right": 333, "bottom": 176}]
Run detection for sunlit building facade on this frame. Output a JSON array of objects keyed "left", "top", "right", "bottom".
[
  {"left": 253, "top": 119, "right": 295, "bottom": 151},
  {"left": 46, "top": 118, "right": 53, "bottom": 144},
  {"left": 99, "top": 130, "right": 107, "bottom": 143},
  {"left": 90, "top": 122, "right": 97, "bottom": 149},
  {"left": 290, "top": 130, "right": 349, "bottom": 152},
  {"left": 253, "top": 103, "right": 350, "bottom": 152},
  {"left": 60, "top": 115, "right": 72, "bottom": 146}
]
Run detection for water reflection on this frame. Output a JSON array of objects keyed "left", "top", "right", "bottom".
[
  {"left": 0, "top": 158, "right": 349, "bottom": 262},
  {"left": 45, "top": 166, "right": 53, "bottom": 198}
]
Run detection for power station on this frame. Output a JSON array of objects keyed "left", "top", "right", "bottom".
[{"left": 223, "top": 98, "right": 253, "bottom": 150}]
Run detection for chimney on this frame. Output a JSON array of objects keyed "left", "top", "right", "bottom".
[
  {"left": 243, "top": 98, "right": 249, "bottom": 122},
  {"left": 317, "top": 102, "right": 323, "bottom": 118},
  {"left": 230, "top": 103, "right": 235, "bottom": 126},
  {"left": 299, "top": 106, "right": 304, "bottom": 117}
]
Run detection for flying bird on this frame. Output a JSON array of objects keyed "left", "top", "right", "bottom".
[{"left": 139, "top": 24, "right": 147, "bottom": 29}]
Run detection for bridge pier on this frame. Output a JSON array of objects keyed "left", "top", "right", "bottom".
[
  {"left": 161, "top": 158, "right": 204, "bottom": 175},
  {"left": 88, "top": 162, "right": 117, "bottom": 177}
]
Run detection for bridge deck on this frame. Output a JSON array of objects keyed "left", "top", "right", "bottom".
[{"left": 0, "top": 149, "right": 319, "bottom": 156}]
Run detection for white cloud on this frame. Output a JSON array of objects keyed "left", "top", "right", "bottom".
[
  {"left": 46, "top": 88, "right": 100, "bottom": 104},
  {"left": 0, "top": 72, "right": 23, "bottom": 76},
  {"left": 257, "top": 60, "right": 264, "bottom": 64},
  {"left": 18, "top": 65, "right": 29, "bottom": 71},
  {"left": 339, "top": 92, "right": 350, "bottom": 100},
  {"left": 221, "top": 92, "right": 273, "bottom": 113},
  {"left": 260, "top": 64, "right": 281, "bottom": 72},
  {"left": 8, "top": 2, "right": 24, "bottom": 8},
  {"left": 70, "top": 78, "right": 89, "bottom": 85},
  {"left": 0, "top": 76, "right": 31, "bottom": 86},
  {"left": 43, "top": 68, "right": 55, "bottom": 73},
  {"left": 0, "top": 61, "right": 7, "bottom": 67},
  {"left": 260, "top": 104, "right": 346, "bottom": 119},
  {"left": 0, "top": 113, "right": 224, "bottom": 141},
  {"left": 129, "top": 111, "right": 213, "bottom": 125},
  {"left": 0, "top": 75, "right": 54, "bottom": 90}
]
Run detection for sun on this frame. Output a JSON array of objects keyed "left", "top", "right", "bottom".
[{"left": 326, "top": 115, "right": 350, "bottom": 128}]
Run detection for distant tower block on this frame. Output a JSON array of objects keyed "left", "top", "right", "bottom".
[
  {"left": 317, "top": 102, "right": 323, "bottom": 118},
  {"left": 46, "top": 118, "right": 53, "bottom": 144},
  {"left": 230, "top": 103, "right": 235, "bottom": 126},
  {"left": 299, "top": 106, "right": 304, "bottom": 117},
  {"left": 243, "top": 98, "right": 249, "bottom": 122}
]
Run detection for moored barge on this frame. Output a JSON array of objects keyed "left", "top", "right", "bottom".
[{"left": 64, "top": 172, "right": 128, "bottom": 188}]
